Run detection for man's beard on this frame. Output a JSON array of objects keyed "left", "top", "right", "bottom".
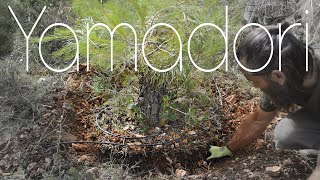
[{"left": 261, "top": 79, "right": 308, "bottom": 110}]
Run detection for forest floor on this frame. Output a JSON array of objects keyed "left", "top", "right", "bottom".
[{"left": 0, "top": 65, "right": 317, "bottom": 179}]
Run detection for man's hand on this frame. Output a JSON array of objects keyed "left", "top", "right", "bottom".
[{"left": 207, "top": 146, "right": 232, "bottom": 160}]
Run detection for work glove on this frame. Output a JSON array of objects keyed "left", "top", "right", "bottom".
[{"left": 207, "top": 145, "right": 232, "bottom": 160}]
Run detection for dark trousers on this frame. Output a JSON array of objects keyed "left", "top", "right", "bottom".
[{"left": 274, "top": 108, "right": 320, "bottom": 150}]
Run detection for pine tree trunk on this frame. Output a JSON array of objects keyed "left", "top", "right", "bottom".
[{"left": 138, "top": 76, "right": 165, "bottom": 127}]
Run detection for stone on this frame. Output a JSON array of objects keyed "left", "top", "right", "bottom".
[
  {"left": 72, "top": 143, "right": 89, "bottom": 152},
  {"left": 2, "top": 173, "right": 11, "bottom": 176},
  {"left": 188, "top": 131, "right": 197, "bottom": 135},
  {"left": 202, "top": 160, "right": 208, "bottom": 166},
  {"left": 252, "top": 156, "right": 257, "bottom": 160},
  {"left": 86, "top": 167, "right": 99, "bottom": 175},
  {"left": 78, "top": 155, "right": 89, "bottom": 163},
  {"left": 19, "top": 134, "right": 27, "bottom": 139},
  {"left": 175, "top": 163, "right": 182, "bottom": 169},
  {"left": 256, "top": 139, "right": 265, "bottom": 149},
  {"left": 283, "top": 158, "right": 293, "bottom": 166},
  {"left": 44, "top": 158, "right": 52, "bottom": 169},
  {"left": 45, "top": 158, "right": 52, "bottom": 165},
  {"left": 188, "top": 175, "right": 205, "bottom": 179},
  {"left": 37, "top": 78, "right": 46, "bottom": 84},
  {"left": 175, "top": 169, "right": 187, "bottom": 177},
  {"left": 265, "top": 166, "right": 281, "bottom": 177}
]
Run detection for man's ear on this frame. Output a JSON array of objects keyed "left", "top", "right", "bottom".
[{"left": 271, "top": 70, "right": 286, "bottom": 85}]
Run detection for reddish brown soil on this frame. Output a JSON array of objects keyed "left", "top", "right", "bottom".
[{"left": 0, "top": 65, "right": 316, "bottom": 179}]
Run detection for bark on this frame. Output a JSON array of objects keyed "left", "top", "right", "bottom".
[
  {"left": 244, "top": 0, "right": 296, "bottom": 25},
  {"left": 138, "top": 76, "right": 166, "bottom": 127}
]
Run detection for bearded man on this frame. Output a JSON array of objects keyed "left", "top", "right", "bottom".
[{"left": 207, "top": 23, "right": 320, "bottom": 179}]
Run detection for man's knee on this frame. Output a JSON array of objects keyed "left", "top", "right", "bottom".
[{"left": 274, "top": 118, "right": 297, "bottom": 149}]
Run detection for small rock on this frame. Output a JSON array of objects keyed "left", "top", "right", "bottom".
[
  {"left": 267, "top": 143, "right": 272, "bottom": 149},
  {"left": 44, "top": 158, "right": 52, "bottom": 169},
  {"left": 252, "top": 156, "right": 257, "bottom": 160},
  {"left": 175, "top": 163, "right": 182, "bottom": 169},
  {"left": 86, "top": 167, "right": 99, "bottom": 175},
  {"left": 197, "top": 160, "right": 207, "bottom": 167},
  {"left": 154, "top": 127, "right": 161, "bottom": 132},
  {"left": 0, "top": 168, "right": 3, "bottom": 175},
  {"left": 2, "top": 173, "right": 11, "bottom": 176},
  {"left": 26, "top": 162, "right": 37, "bottom": 173},
  {"left": 244, "top": 169, "right": 250, "bottom": 173},
  {"left": 72, "top": 143, "right": 89, "bottom": 152},
  {"left": 256, "top": 139, "right": 265, "bottom": 149},
  {"left": 78, "top": 155, "right": 89, "bottom": 163},
  {"left": 37, "top": 78, "right": 46, "bottom": 84},
  {"left": 20, "top": 134, "right": 27, "bottom": 139},
  {"left": 45, "top": 158, "right": 52, "bottom": 165},
  {"left": 265, "top": 166, "right": 281, "bottom": 177},
  {"left": 188, "top": 175, "right": 204, "bottom": 179},
  {"left": 283, "top": 158, "right": 293, "bottom": 166},
  {"left": 188, "top": 131, "right": 196, "bottom": 135},
  {"left": 202, "top": 160, "right": 208, "bottom": 166},
  {"left": 52, "top": 109, "right": 58, "bottom": 115},
  {"left": 175, "top": 169, "right": 187, "bottom": 177}
]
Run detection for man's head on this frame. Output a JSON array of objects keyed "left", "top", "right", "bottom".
[{"left": 236, "top": 23, "right": 315, "bottom": 109}]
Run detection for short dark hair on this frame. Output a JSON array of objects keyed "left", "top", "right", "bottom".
[{"left": 236, "top": 22, "right": 314, "bottom": 85}]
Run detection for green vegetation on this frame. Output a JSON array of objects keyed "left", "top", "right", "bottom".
[{"left": 36, "top": 0, "right": 246, "bottom": 127}]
